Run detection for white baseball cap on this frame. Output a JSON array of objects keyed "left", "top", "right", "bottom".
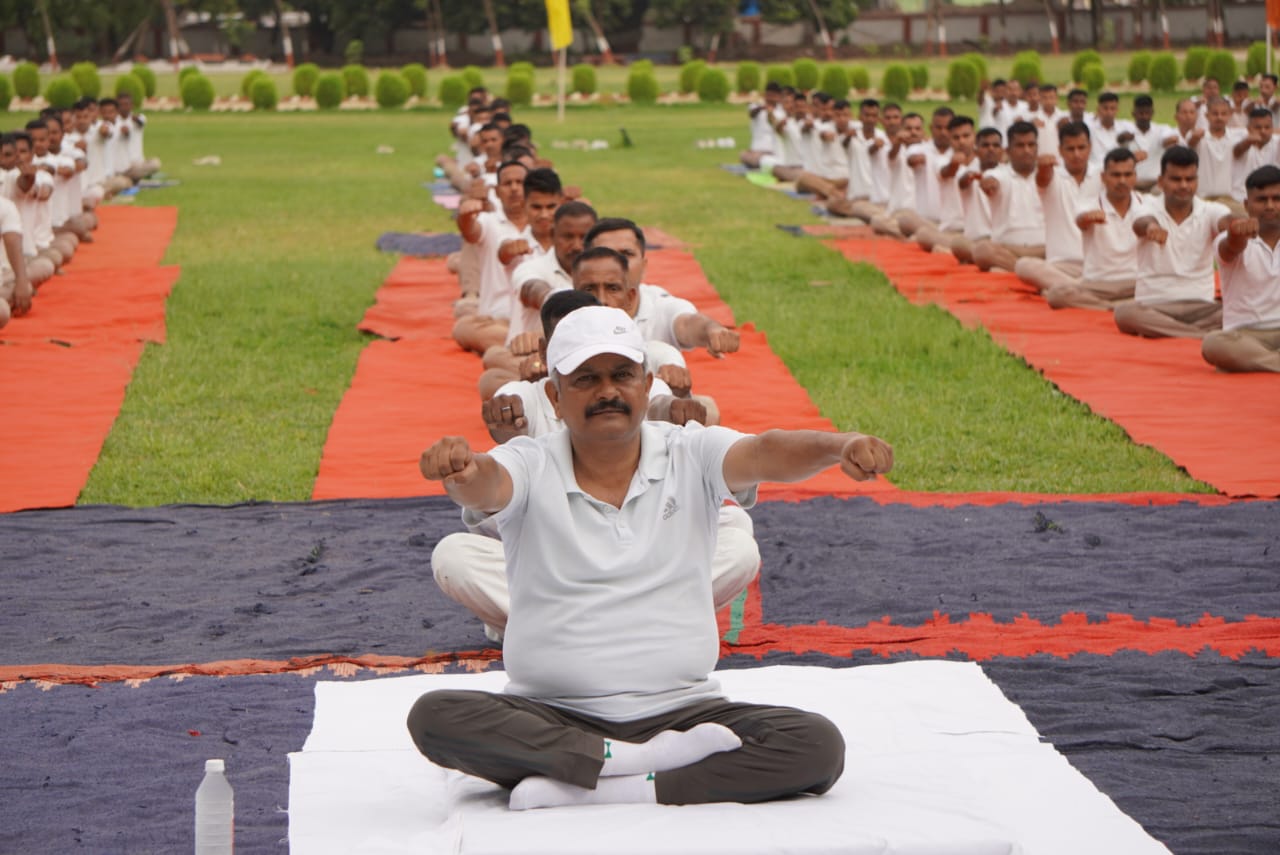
[{"left": 546, "top": 306, "right": 646, "bottom": 375}]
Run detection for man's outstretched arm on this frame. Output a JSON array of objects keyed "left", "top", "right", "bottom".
[
  {"left": 420, "top": 436, "right": 513, "bottom": 513},
  {"left": 722, "top": 429, "right": 893, "bottom": 494}
]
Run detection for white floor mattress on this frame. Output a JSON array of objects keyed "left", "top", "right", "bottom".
[{"left": 288, "top": 661, "right": 1171, "bottom": 855}]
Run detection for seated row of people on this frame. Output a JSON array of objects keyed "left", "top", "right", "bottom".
[
  {"left": 0, "top": 95, "right": 160, "bottom": 328},
  {"left": 740, "top": 85, "right": 1280, "bottom": 373}
]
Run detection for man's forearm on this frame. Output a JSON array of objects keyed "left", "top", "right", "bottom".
[
  {"left": 442, "top": 453, "right": 509, "bottom": 512},
  {"left": 725, "top": 429, "right": 860, "bottom": 490}
]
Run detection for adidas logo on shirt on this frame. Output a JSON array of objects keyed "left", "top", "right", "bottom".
[{"left": 662, "top": 497, "right": 679, "bottom": 520}]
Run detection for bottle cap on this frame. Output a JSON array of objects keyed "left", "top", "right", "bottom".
[{"left": 205, "top": 759, "right": 226, "bottom": 773}]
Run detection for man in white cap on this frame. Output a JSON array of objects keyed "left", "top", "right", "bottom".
[{"left": 409, "top": 305, "right": 894, "bottom": 811}]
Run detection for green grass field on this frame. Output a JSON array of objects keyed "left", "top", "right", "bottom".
[{"left": 7, "top": 70, "right": 1219, "bottom": 506}]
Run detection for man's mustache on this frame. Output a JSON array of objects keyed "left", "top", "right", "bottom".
[{"left": 586, "top": 399, "right": 631, "bottom": 417}]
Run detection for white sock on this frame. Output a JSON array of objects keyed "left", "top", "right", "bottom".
[
  {"left": 510, "top": 774, "right": 656, "bottom": 811},
  {"left": 599, "top": 722, "right": 741, "bottom": 777}
]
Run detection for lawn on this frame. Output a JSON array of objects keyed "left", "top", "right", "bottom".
[{"left": 7, "top": 92, "right": 1211, "bottom": 506}]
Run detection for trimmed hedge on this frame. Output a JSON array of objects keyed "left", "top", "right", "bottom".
[
  {"left": 1204, "top": 50, "right": 1238, "bottom": 89},
  {"left": 44, "top": 75, "right": 81, "bottom": 109},
  {"left": 315, "top": 72, "right": 346, "bottom": 109},
  {"left": 765, "top": 64, "right": 795, "bottom": 88},
  {"left": 375, "top": 71, "right": 411, "bottom": 108},
  {"left": 509, "top": 61, "right": 535, "bottom": 78},
  {"left": 113, "top": 72, "right": 146, "bottom": 105},
  {"left": 736, "top": 61, "right": 761, "bottom": 94},
  {"left": 250, "top": 76, "right": 279, "bottom": 110},
  {"left": 1247, "top": 41, "right": 1267, "bottom": 78},
  {"left": 180, "top": 73, "right": 215, "bottom": 110},
  {"left": 178, "top": 65, "right": 202, "bottom": 84},
  {"left": 1081, "top": 63, "right": 1106, "bottom": 93},
  {"left": 697, "top": 67, "right": 730, "bottom": 103},
  {"left": 1148, "top": 53, "right": 1179, "bottom": 93},
  {"left": 13, "top": 61, "right": 39, "bottom": 99},
  {"left": 961, "top": 52, "right": 988, "bottom": 84},
  {"left": 401, "top": 63, "right": 428, "bottom": 97},
  {"left": 792, "top": 58, "right": 820, "bottom": 91},
  {"left": 1010, "top": 51, "right": 1042, "bottom": 85},
  {"left": 0, "top": 75, "right": 12, "bottom": 111},
  {"left": 438, "top": 74, "right": 466, "bottom": 109},
  {"left": 293, "top": 62, "right": 319, "bottom": 96},
  {"left": 820, "top": 64, "right": 849, "bottom": 97},
  {"left": 1071, "top": 50, "right": 1102, "bottom": 83},
  {"left": 342, "top": 64, "right": 370, "bottom": 97},
  {"left": 849, "top": 65, "right": 870, "bottom": 92},
  {"left": 909, "top": 63, "right": 928, "bottom": 91},
  {"left": 1184, "top": 46, "right": 1211, "bottom": 82},
  {"left": 627, "top": 69, "right": 659, "bottom": 104},
  {"left": 505, "top": 71, "right": 534, "bottom": 107},
  {"left": 462, "top": 65, "right": 485, "bottom": 90},
  {"left": 71, "top": 62, "right": 101, "bottom": 98},
  {"left": 241, "top": 69, "right": 268, "bottom": 99},
  {"left": 131, "top": 64, "right": 157, "bottom": 97},
  {"left": 881, "top": 63, "right": 911, "bottom": 101},
  {"left": 1127, "top": 51, "right": 1152, "bottom": 84},
  {"left": 945, "top": 58, "right": 980, "bottom": 100},
  {"left": 630, "top": 59, "right": 654, "bottom": 74},
  {"left": 679, "top": 60, "right": 706, "bottom": 94},
  {"left": 571, "top": 63, "right": 597, "bottom": 95}
]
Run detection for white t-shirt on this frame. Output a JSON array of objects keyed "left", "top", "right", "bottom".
[
  {"left": 85, "top": 120, "right": 115, "bottom": 184},
  {"left": 1037, "top": 109, "right": 1063, "bottom": 159},
  {"left": 1232, "top": 137, "right": 1280, "bottom": 203},
  {"left": 506, "top": 248, "right": 570, "bottom": 345},
  {"left": 36, "top": 152, "right": 76, "bottom": 227},
  {"left": 472, "top": 209, "right": 529, "bottom": 320},
  {"left": 1087, "top": 118, "right": 1135, "bottom": 167},
  {"left": 1078, "top": 192, "right": 1145, "bottom": 283},
  {"left": 111, "top": 117, "right": 134, "bottom": 174},
  {"left": 747, "top": 102, "right": 775, "bottom": 154},
  {"left": 1040, "top": 165, "right": 1101, "bottom": 265},
  {"left": 0, "top": 195, "right": 24, "bottom": 278},
  {"left": 1135, "top": 197, "right": 1231, "bottom": 303},
  {"left": 1217, "top": 234, "right": 1280, "bottom": 331},
  {"left": 886, "top": 143, "right": 915, "bottom": 212},
  {"left": 775, "top": 118, "right": 804, "bottom": 168},
  {"left": 9, "top": 169, "right": 56, "bottom": 255},
  {"left": 987, "top": 164, "right": 1045, "bottom": 246},
  {"left": 959, "top": 163, "right": 992, "bottom": 241},
  {"left": 1196, "top": 128, "right": 1248, "bottom": 198},
  {"left": 1129, "top": 123, "right": 1176, "bottom": 184},
  {"left": 845, "top": 127, "right": 889, "bottom": 204},
  {"left": 486, "top": 420, "right": 751, "bottom": 721},
  {"left": 978, "top": 94, "right": 1011, "bottom": 139},
  {"left": 121, "top": 113, "right": 147, "bottom": 164},
  {"left": 815, "top": 121, "right": 847, "bottom": 180},
  {"left": 633, "top": 283, "right": 697, "bottom": 350},
  {"left": 907, "top": 141, "right": 949, "bottom": 218},
  {"left": 936, "top": 155, "right": 968, "bottom": 231}
]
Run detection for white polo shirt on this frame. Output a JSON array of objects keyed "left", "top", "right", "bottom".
[
  {"left": 1217, "top": 234, "right": 1280, "bottom": 331},
  {"left": 472, "top": 209, "right": 529, "bottom": 320},
  {"left": 1040, "top": 165, "right": 1101, "bottom": 264},
  {"left": 487, "top": 420, "right": 754, "bottom": 721},
  {"left": 775, "top": 118, "right": 804, "bottom": 168},
  {"left": 1078, "top": 192, "right": 1146, "bottom": 283},
  {"left": 1232, "top": 137, "right": 1280, "bottom": 203},
  {"left": 987, "top": 164, "right": 1045, "bottom": 246},
  {"left": 886, "top": 145, "right": 915, "bottom": 211},
  {"left": 1130, "top": 123, "right": 1176, "bottom": 184},
  {"left": 505, "top": 247, "right": 567, "bottom": 345},
  {"left": 36, "top": 152, "right": 76, "bottom": 228},
  {"left": 122, "top": 113, "right": 147, "bottom": 164},
  {"left": 1196, "top": 128, "right": 1248, "bottom": 198},
  {"left": 9, "top": 170, "right": 56, "bottom": 255},
  {"left": 907, "top": 141, "right": 949, "bottom": 216},
  {"left": 1037, "top": 110, "right": 1063, "bottom": 160},
  {"left": 815, "top": 121, "right": 847, "bottom": 180},
  {"left": 633, "top": 283, "right": 697, "bottom": 350},
  {"left": 1135, "top": 198, "right": 1231, "bottom": 303},
  {"left": 936, "top": 156, "right": 967, "bottom": 231},
  {"left": 85, "top": 120, "right": 115, "bottom": 184},
  {"left": 0, "top": 195, "right": 24, "bottom": 279}
]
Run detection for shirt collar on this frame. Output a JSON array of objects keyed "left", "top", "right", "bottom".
[{"left": 550, "top": 420, "right": 669, "bottom": 501}]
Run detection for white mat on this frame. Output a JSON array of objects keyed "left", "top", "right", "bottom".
[{"left": 288, "top": 662, "right": 1170, "bottom": 855}]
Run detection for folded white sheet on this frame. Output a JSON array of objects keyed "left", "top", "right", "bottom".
[{"left": 289, "top": 661, "right": 1171, "bottom": 855}]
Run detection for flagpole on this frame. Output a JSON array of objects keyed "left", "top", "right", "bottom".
[{"left": 557, "top": 47, "right": 567, "bottom": 122}]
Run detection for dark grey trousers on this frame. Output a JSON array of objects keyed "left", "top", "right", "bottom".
[{"left": 406, "top": 689, "right": 845, "bottom": 805}]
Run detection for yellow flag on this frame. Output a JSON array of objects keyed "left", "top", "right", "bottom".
[{"left": 546, "top": 0, "right": 574, "bottom": 50}]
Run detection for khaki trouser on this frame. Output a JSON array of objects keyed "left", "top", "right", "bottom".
[
  {"left": 971, "top": 240, "right": 1045, "bottom": 272},
  {"left": 1202, "top": 326, "right": 1280, "bottom": 372},
  {"left": 1014, "top": 258, "right": 1083, "bottom": 294},
  {"left": 407, "top": 692, "right": 844, "bottom": 805},
  {"left": 1045, "top": 278, "right": 1135, "bottom": 310},
  {"left": 1114, "top": 299, "right": 1222, "bottom": 339},
  {"left": 915, "top": 225, "right": 964, "bottom": 253}
]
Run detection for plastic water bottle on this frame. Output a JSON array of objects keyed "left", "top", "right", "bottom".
[{"left": 195, "top": 759, "right": 234, "bottom": 854}]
